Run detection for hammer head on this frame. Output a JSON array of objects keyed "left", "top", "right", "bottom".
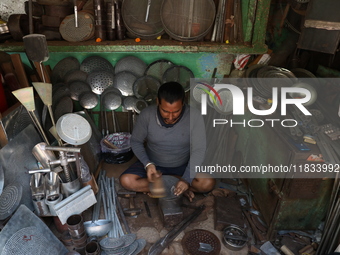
[
  {"left": 124, "top": 208, "right": 142, "bottom": 217},
  {"left": 118, "top": 190, "right": 136, "bottom": 198}
]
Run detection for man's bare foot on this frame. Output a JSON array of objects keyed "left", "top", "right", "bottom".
[{"left": 183, "top": 190, "right": 195, "bottom": 202}]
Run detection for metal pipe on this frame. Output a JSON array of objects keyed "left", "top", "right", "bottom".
[{"left": 45, "top": 146, "right": 81, "bottom": 153}]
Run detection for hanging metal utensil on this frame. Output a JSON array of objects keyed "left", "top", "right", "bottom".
[
  {"left": 12, "top": 87, "right": 50, "bottom": 144},
  {"left": 73, "top": 0, "right": 78, "bottom": 27},
  {"left": 23, "top": 34, "right": 49, "bottom": 83},
  {"left": 103, "top": 92, "right": 122, "bottom": 133}
]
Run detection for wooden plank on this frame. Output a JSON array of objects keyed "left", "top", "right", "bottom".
[{"left": 10, "top": 54, "right": 30, "bottom": 88}]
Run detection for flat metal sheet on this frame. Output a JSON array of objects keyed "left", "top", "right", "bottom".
[
  {"left": 298, "top": 0, "right": 340, "bottom": 54},
  {"left": 0, "top": 124, "right": 43, "bottom": 212},
  {"left": 0, "top": 205, "right": 68, "bottom": 255}
]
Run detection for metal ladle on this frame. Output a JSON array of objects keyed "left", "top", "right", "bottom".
[
  {"left": 103, "top": 92, "right": 122, "bottom": 133},
  {"left": 79, "top": 91, "right": 99, "bottom": 122}
]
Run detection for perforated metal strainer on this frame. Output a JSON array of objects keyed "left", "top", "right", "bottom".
[
  {"left": 87, "top": 70, "right": 114, "bottom": 95},
  {"left": 59, "top": 12, "right": 95, "bottom": 42},
  {"left": 0, "top": 183, "right": 23, "bottom": 220},
  {"left": 80, "top": 56, "right": 114, "bottom": 74}
]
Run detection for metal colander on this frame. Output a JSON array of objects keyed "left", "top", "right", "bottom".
[
  {"left": 122, "top": 0, "right": 164, "bottom": 39},
  {"left": 59, "top": 12, "right": 95, "bottom": 42},
  {"left": 182, "top": 229, "right": 221, "bottom": 255},
  {"left": 162, "top": 65, "right": 194, "bottom": 92},
  {"left": 87, "top": 70, "right": 114, "bottom": 95},
  {"left": 133, "top": 98, "right": 148, "bottom": 114},
  {"left": 51, "top": 57, "right": 80, "bottom": 84},
  {"left": 133, "top": 75, "right": 160, "bottom": 103},
  {"left": 113, "top": 71, "right": 137, "bottom": 96},
  {"left": 114, "top": 56, "right": 147, "bottom": 77},
  {"left": 80, "top": 56, "right": 114, "bottom": 74},
  {"left": 161, "top": 0, "right": 216, "bottom": 41},
  {"left": 144, "top": 59, "right": 174, "bottom": 82},
  {"left": 68, "top": 81, "right": 92, "bottom": 101},
  {"left": 0, "top": 183, "right": 23, "bottom": 220}
]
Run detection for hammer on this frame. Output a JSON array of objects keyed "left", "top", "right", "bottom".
[{"left": 118, "top": 190, "right": 141, "bottom": 217}]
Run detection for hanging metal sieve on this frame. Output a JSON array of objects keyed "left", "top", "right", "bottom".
[
  {"left": 114, "top": 56, "right": 147, "bottom": 77},
  {"left": 87, "top": 70, "right": 115, "bottom": 95},
  {"left": 162, "top": 65, "right": 194, "bottom": 92},
  {"left": 80, "top": 56, "right": 114, "bottom": 74},
  {"left": 68, "top": 80, "right": 92, "bottom": 101},
  {"left": 144, "top": 59, "right": 174, "bottom": 82},
  {"left": 160, "top": 0, "right": 216, "bottom": 41},
  {"left": 59, "top": 12, "right": 95, "bottom": 42},
  {"left": 133, "top": 75, "right": 160, "bottom": 104},
  {"left": 113, "top": 71, "right": 137, "bottom": 96},
  {"left": 121, "top": 0, "right": 164, "bottom": 39},
  {"left": 133, "top": 98, "right": 148, "bottom": 114}
]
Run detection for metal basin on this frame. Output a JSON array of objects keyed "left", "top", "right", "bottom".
[{"left": 84, "top": 219, "right": 113, "bottom": 237}]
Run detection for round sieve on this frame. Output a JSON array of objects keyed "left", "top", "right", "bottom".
[
  {"left": 133, "top": 98, "right": 148, "bottom": 114},
  {"left": 79, "top": 91, "right": 99, "bottom": 109},
  {"left": 80, "top": 56, "right": 114, "bottom": 74},
  {"left": 59, "top": 12, "right": 95, "bottom": 42},
  {"left": 161, "top": 0, "right": 216, "bottom": 41},
  {"left": 87, "top": 70, "right": 114, "bottom": 95},
  {"left": 56, "top": 113, "right": 92, "bottom": 145},
  {"left": 144, "top": 59, "right": 174, "bottom": 82},
  {"left": 0, "top": 183, "right": 23, "bottom": 220},
  {"left": 51, "top": 57, "right": 80, "bottom": 84},
  {"left": 64, "top": 70, "right": 88, "bottom": 84},
  {"left": 121, "top": 0, "right": 164, "bottom": 39},
  {"left": 162, "top": 65, "right": 194, "bottom": 92},
  {"left": 133, "top": 75, "right": 160, "bottom": 103},
  {"left": 114, "top": 56, "right": 147, "bottom": 77},
  {"left": 68, "top": 80, "right": 92, "bottom": 101},
  {"left": 113, "top": 71, "right": 137, "bottom": 96},
  {"left": 182, "top": 229, "right": 221, "bottom": 255}
]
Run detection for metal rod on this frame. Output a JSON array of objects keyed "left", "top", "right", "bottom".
[
  {"left": 28, "top": 111, "right": 50, "bottom": 145},
  {"left": 145, "top": 0, "right": 151, "bottom": 22}
]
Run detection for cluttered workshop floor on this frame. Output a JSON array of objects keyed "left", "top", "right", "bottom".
[{"left": 47, "top": 158, "right": 317, "bottom": 255}]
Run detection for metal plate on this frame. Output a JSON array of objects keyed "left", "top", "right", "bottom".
[
  {"left": 79, "top": 91, "right": 99, "bottom": 110},
  {"left": 114, "top": 56, "right": 147, "bottom": 77},
  {"left": 0, "top": 183, "right": 22, "bottom": 220},
  {"left": 0, "top": 205, "right": 68, "bottom": 255},
  {"left": 68, "top": 80, "right": 92, "bottom": 101},
  {"left": 113, "top": 71, "right": 137, "bottom": 96},
  {"left": 56, "top": 113, "right": 92, "bottom": 145},
  {"left": 103, "top": 92, "right": 122, "bottom": 111}
]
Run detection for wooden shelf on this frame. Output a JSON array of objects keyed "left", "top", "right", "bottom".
[{"left": 0, "top": 39, "right": 267, "bottom": 54}]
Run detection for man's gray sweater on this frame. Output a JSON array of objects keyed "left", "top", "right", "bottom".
[{"left": 131, "top": 104, "right": 206, "bottom": 184}]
